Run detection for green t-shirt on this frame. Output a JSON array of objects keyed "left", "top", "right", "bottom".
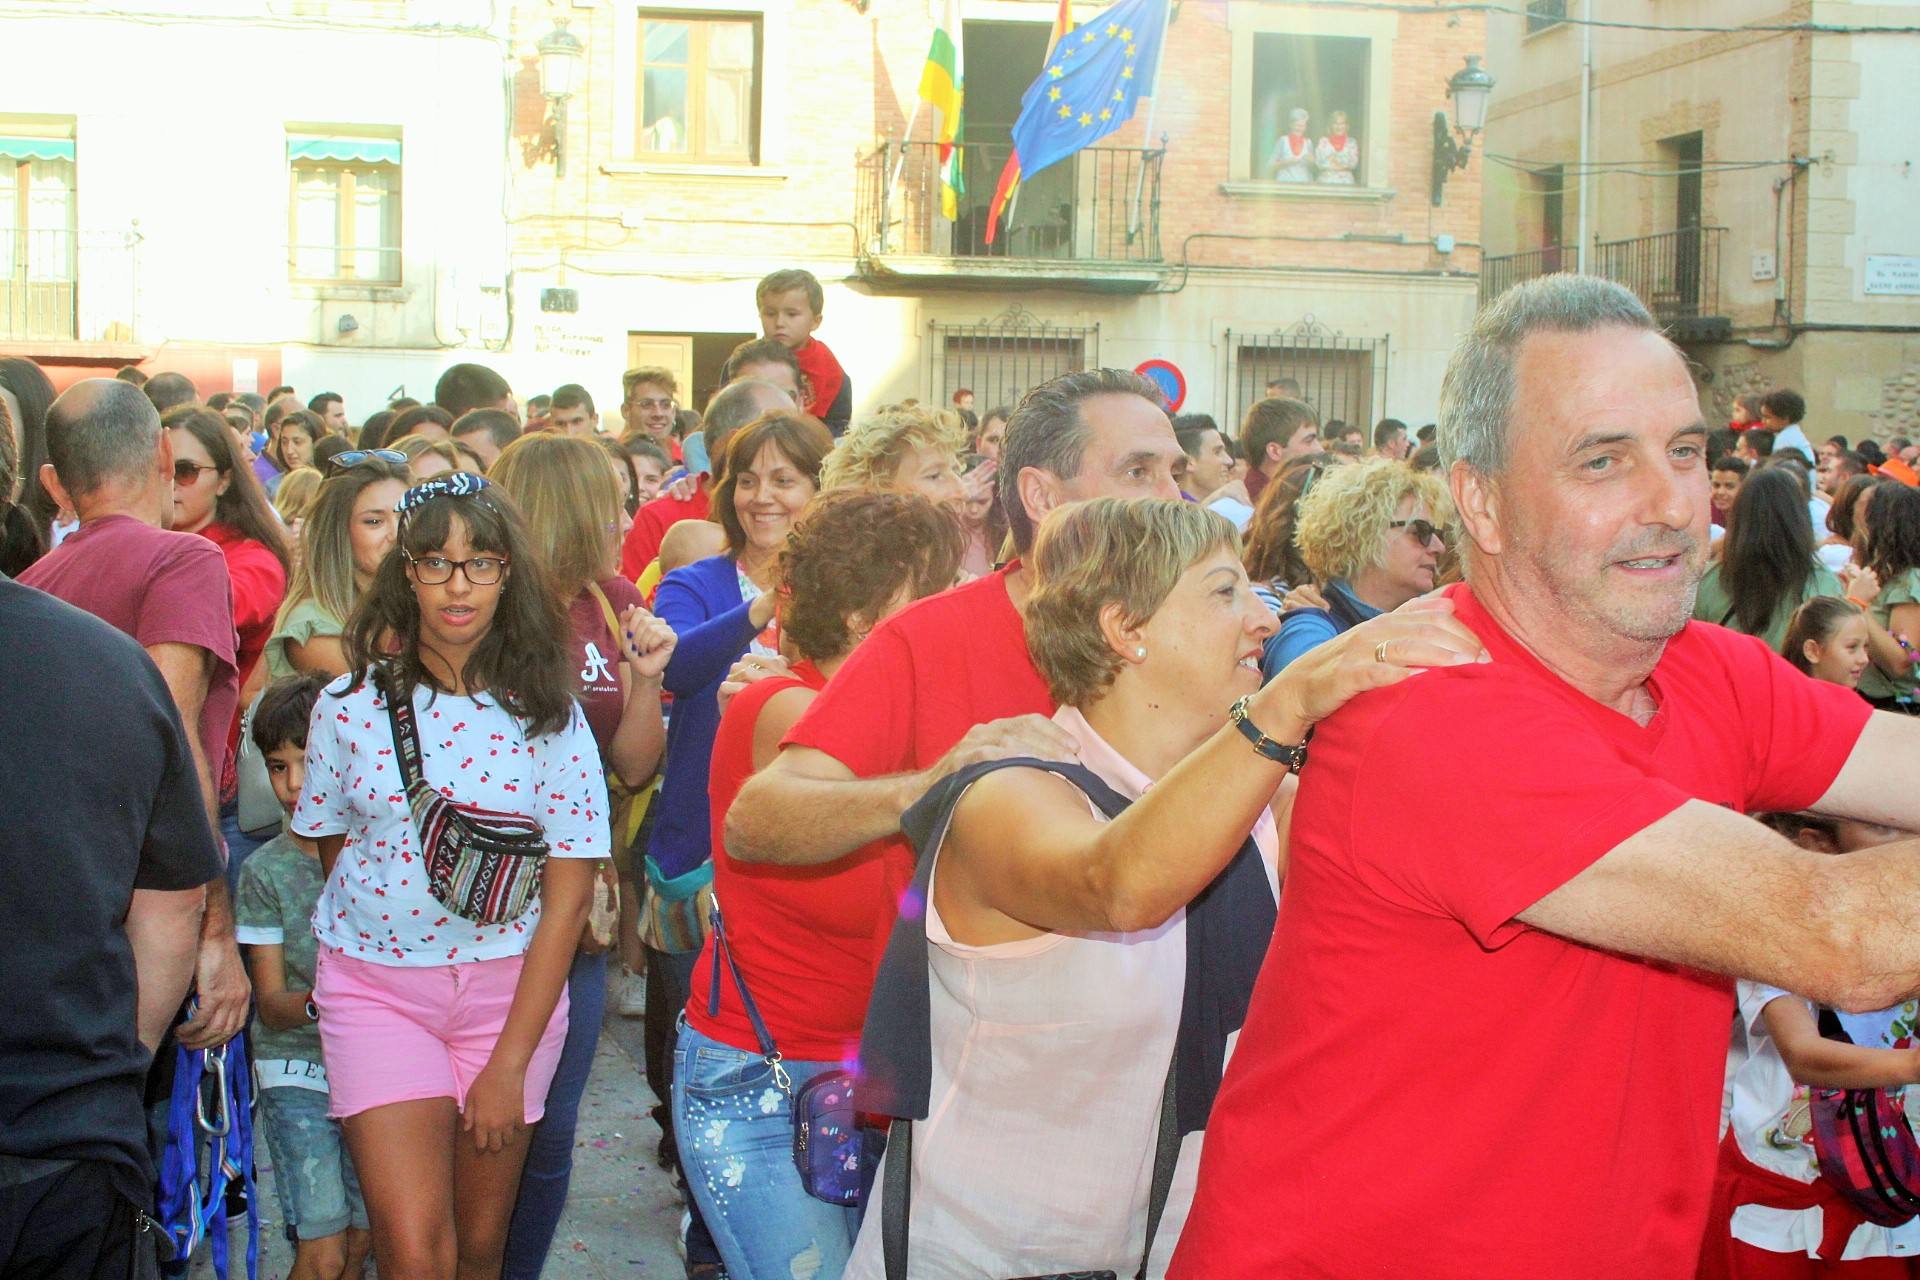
[
  {"left": 264, "top": 597, "right": 342, "bottom": 683},
  {"left": 1859, "top": 566, "right": 1920, "bottom": 701},
  {"left": 1691, "top": 560, "right": 1844, "bottom": 656},
  {"left": 234, "top": 834, "right": 324, "bottom": 1070}
]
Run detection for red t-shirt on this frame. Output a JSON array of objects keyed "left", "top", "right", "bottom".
[
  {"left": 793, "top": 337, "right": 845, "bottom": 423},
  {"left": 782, "top": 565, "right": 1053, "bottom": 776},
  {"left": 1169, "top": 584, "right": 1873, "bottom": 1280},
  {"left": 619, "top": 486, "right": 711, "bottom": 582},
  {"left": 568, "top": 576, "right": 646, "bottom": 753},
  {"left": 198, "top": 522, "right": 287, "bottom": 796},
  {"left": 19, "top": 514, "right": 241, "bottom": 797},
  {"left": 689, "top": 661, "right": 915, "bottom": 1061}
]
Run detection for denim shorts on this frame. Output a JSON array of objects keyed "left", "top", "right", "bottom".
[{"left": 257, "top": 1086, "right": 370, "bottom": 1240}]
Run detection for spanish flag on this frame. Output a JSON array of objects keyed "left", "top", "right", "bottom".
[
  {"left": 917, "top": 0, "right": 966, "bottom": 220},
  {"left": 984, "top": 0, "right": 1074, "bottom": 246}
]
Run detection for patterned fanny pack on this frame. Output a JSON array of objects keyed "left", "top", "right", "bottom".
[{"left": 379, "top": 665, "right": 550, "bottom": 926}]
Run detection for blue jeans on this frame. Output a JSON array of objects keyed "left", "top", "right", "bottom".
[
  {"left": 257, "top": 1086, "right": 368, "bottom": 1240},
  {"left": 502, "top": 949, "right": 608, "bottom": 1280},
  {"left": 672, "top": 1022, "right": 858, "bottom": 1280}
]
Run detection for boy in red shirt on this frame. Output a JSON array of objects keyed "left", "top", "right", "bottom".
[{"left": 756, "top": 268, "right": 851, "bottom": 434}]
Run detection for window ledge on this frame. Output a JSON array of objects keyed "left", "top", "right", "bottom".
[
  {"left": 1220, "top": 182, "right": 1398, "bottom": 202},
  {"left": 289, "top": 282, "right": 411, "bottom": 302},
  {"left": 601, "top": 161, "right": 789, "bottom": 182}
]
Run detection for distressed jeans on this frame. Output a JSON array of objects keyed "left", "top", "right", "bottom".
[{"left": 672, "top": 1021, "right": 858, "bottom": 1280}]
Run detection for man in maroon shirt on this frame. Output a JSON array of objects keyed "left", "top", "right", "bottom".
[
  {"left": 1172, "top": 275, "right": 1920, "bottom": 1278},
  {"left": 723, "top": 368, "right": 1189, "bottom": 869},
  {"left": 20, "top": 379, "right": 250, "bottom": 1049}
]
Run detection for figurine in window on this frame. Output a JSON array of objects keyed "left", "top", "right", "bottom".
[
  {"left": 1316, "top": 110, "right": 1360, "bottom": 185},
  {"left": 1269, "top": 108, "right": 1316, "bottom": 183}
]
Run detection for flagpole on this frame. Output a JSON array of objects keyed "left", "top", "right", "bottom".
[
  {"left": 1127, "top": 0, "right": 1174, "bottom": 242},
  {"left": 883, "top": 97, "right": 925, "bottom": 251}
]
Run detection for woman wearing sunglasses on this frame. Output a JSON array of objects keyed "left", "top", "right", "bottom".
[
  {"left": 165, "top": 404, "right": 294, "bottom": 864},
  {"left": 266, "top": 450, "right": 409, "bottom": 681},
  {"left": 293, "top": 473, "right": 607, "bottom": 1280},
  {"left": 1261, "top": 457, "right": 1453, "bottom": 679}
]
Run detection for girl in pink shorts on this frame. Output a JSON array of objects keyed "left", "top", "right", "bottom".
[{"left": 293, "top": 474, "right": 607, "bottom": 1279}]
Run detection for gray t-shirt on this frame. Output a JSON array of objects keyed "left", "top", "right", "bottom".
[{"left": 234, "top": 834, "right": 325, "bottom": 1078}]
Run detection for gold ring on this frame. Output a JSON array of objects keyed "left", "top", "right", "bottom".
[{"left": 1375, "top": 640, "right": 1391, "bottom": 664}]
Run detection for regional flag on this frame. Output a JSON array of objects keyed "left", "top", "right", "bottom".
[
  {"left": 1005, "top": 0, "right": 1168, "bottom": 184},
  {"left": 917, "top": 0, "right": 966, "bottom": 220},
  {"left": 983, "top": 0, "right": 1074, "bottom": 246}
]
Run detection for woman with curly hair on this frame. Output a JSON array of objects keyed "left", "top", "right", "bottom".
[
  {"left": 675, "top": 490, "right": 968, "bottom": 1278},
  {"left": 1843, "top": 481, "right": 1920, "bottom": 711},
  {"left": 294, "top": 474, "right": 607, "bottom": 1280},
  {"left": 1262, "top": 457, "right": 1451, "bottom": 678}
]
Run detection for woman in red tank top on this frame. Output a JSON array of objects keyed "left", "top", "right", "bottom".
[{"left": 678, "top": 490, "right": 966, "bottom": 1280}]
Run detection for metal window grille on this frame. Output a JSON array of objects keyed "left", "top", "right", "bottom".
[
  {"left": 928, "top": 305, "right": 1098, "bottom": 411},
  {"left": 1525, "top": 0, "right": 1567, "bottom": 33},
  {"left": 1227, "top": 319, "right": 1390, "bottom": 435}
]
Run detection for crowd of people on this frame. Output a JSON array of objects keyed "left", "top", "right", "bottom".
[{"left": 5, "top": 267, "right": 1920, "bottom": 1280}]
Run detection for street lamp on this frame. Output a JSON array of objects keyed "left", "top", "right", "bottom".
[
  {"left": 538, "top": 18, "right": 585, "bottom": 178},
  {"left": 1431, "top": 54, "right": 1495, "bottom": 206}
]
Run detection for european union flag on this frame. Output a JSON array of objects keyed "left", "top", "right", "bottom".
[{"left": 1006, "top": 0, "right": 1169, "bottom": 181}]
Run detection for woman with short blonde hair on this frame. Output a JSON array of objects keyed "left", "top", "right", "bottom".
[
  {"left": 1264, "top": 458, "right": 1452, "bottom": 677},
  {"left": 847, "top": 496, "right": 1482, "bottom": 1278},
  {"left": 820, "top": 405, "right": 968, "bottom": 504}
]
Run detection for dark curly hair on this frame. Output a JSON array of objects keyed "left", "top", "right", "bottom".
[
  {"left": 1863, "top": 483, "right": 1920, "bottom": 586},
  {"left": 1242, "top": 453, "right": 1328, "bottom": 588},
  {"left": 339, "top": 484, "right": 576, "bottom": 737},
  {"left": 778, "top": 491, "right": 967, "bottom": 663}
]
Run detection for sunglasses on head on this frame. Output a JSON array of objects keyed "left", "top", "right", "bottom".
[
  {"left": 1390, "top": 518, "right": 1448, "bottom": 546},
  {"left": 326, "top": 449, "right": 408, "bottom": 471}
]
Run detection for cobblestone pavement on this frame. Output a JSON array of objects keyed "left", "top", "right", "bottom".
[{"left": 194, "top": 979, "right": 687, "bottom": 1280}]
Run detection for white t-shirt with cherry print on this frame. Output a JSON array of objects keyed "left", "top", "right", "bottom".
[{"left": 293, "top": 671, "right": 609, "bottom": 967}]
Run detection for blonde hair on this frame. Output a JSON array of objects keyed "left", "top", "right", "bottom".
[
  {"left": 1293, "top": 457, "right": 1451, "bottom": 583},
  {"left": 273, "top": 466, "right": 324, "bottom": 524},
  {"left": 820, "top": 406, "right": 968, "bottom": 492},
  {"left": 276, "top": 455, "right": 410, "bottom": 635},
  {"left": 1026, "top": 497, "right": 1238, "bottom": 707},
  {"left": 486, "top": 433, "right": 623, "bottom": 593}
]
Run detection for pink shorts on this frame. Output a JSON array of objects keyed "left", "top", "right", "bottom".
[{"left": 313, "top": 946, "right": 569, "bottom": 1122}]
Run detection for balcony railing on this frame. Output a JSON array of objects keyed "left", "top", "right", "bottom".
[
  {"left": 858, "top": 139, "right": 1164, "bottom": 266},
  {"left": 1479, "top": 226, "right": 1726, "bottom": 332},
  {"left": 1593, "top": 226, "right": 1725, "bottom": 327},
  {"left": 1478, "top": 244, "right": 1567, "bottom": 306},
  {"left": 1, "top": 228, "right": 141, "bottom": 344}
]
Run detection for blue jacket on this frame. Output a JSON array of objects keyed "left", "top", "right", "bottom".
[
  {"left": 1260, "top": 580, "right": 1382, "bottom": 682},
  {"left": 648, "top": 553, "right": 763, "bottom": 880}
]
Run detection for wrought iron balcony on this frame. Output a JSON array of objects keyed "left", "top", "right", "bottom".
[
  {"left": 1479, "top": 226, "right": 1727, "bottom": 339},
  {"left": 856, "top": 139, "right": 1165, "bottom": 289},
  {"left": 0, "top": 227, "right": 142, "bottom": 344}
]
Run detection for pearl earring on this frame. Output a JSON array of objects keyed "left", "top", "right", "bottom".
[{"left": 1135, "top": 647, "right": 1147, "bottom": 659}]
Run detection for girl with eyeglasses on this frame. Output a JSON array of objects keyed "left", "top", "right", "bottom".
[
  {"left": 165, "top": 405, "right": 294, "bottom": 864},
  {"left": 292, "top": 473, "right": 608, "bottom": 1280},
  {"left": 265, "top": 452, "right": 409, "bottom": 682},
  {"left": 1262, "top": 458, "right": 1454, "bottom": 680}
]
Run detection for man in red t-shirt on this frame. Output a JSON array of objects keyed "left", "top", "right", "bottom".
[
  {"left": 618, "top": 378, "right": 793, "bottom": 580},
  {"left": 1170, "top": 276, "right": 1920, "bottom": 1279},
  {"left": 19, "top": 378, "right": 251, "bottom": 1051},
  {"left": 723, "top": 368, "right": 1188, "bottom": 869}
]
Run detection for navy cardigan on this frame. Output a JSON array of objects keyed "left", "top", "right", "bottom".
[{"left": 648, "top": 553, "right": 763, "bottom": 882}]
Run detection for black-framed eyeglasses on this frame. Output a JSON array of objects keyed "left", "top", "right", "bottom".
[
  {"left": 1390, "top": 518, "right": 1448, "bottom": 547},
  {"left": 327, "top": 448, "right": 408, "bottom": 471},
  {"left": 173, "top": 461, "right": 219, "bottom": 485},
  {"left": 404, "top": 551, "right": 509, "bottom": 585}
]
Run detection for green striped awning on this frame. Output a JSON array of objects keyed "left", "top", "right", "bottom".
[
  {"left": 0, "top": 137, "right": 75, "bottom": 162},
  {"left": 287, "top": 135, "right": 400, "bottom": 165}
]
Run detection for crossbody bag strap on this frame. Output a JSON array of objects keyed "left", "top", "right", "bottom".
[
  {"left": 705, "top": 903, "right": 789, "bottom": 1086},
  {"left": 882, "top": 1118, "right": 911, "bottom": 1280},
  {"left": 1136, "top": 1060, "right": 1180, "bottom": 1280},
  {"left": 378, "top": 666, "right": 427, "bottom": 790}
]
